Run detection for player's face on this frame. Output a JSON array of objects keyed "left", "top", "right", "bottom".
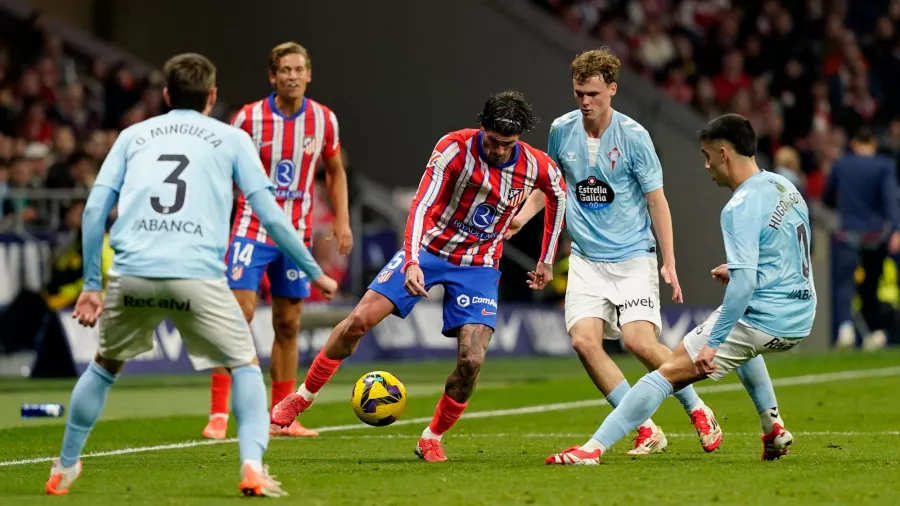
[
  {"left": 269, "top": 53, "right": 311, "bottom": 100},
  {"left": 700, "top": 141, "right": 730, "bottom": 188},
  {"left": 481, "top": 130, "right": 519, "bottom": 165},
  {"left": 573, "top": 77, "right": 616, "bottom": 121}
]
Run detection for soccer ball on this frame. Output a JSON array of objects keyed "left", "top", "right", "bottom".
[{"left": 350, "top": 371, "right": 408, "bottom": 426}]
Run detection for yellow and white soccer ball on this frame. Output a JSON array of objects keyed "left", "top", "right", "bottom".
[{"left": 350, "top": 371, "right": 408, "bottom": 426}]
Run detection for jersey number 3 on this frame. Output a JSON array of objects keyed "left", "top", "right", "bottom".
[
  {"left": 151, "top": 154, "right": 189, "bottom": 215},
  {"left": 796, "top": 223, "right": 811, "bottom": 280}
]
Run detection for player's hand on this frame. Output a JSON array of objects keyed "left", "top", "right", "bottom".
[
  {"left": 694, "top": 346, "right": 718, "bottom": 376},
  {"left": 72, "top": 291, "right": 103, "bottom": 328},
  {"left": 711, "top": 264, "right": 730, "bottom": 285},
  {"left": 504, "top": 216, "right": 524, "bottom": 240},
  {"left": 330, "top": 221, "right": 353, "bottom": 256},
  {"left": 890, "top": 232, "right": 900, "bottom": 255},
  {"left": 313, "top": 275, "right": 339, "bottom": 300},
  {"left": 404, "top": 264, "right": 428, "bottom": 298},
  {"left": 527, "top": 262, "right": 553, "bottom": 290},
  {"left": 660, "top": 263, "right": 683, "bottom": 303}
]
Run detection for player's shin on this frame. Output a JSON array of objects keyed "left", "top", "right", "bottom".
[
  {"left": 59, "top": 361, "right": 117, "bottom": 467},
  {"left": 232, "top": 365, "right": 269, "bottom": 466},
  {"left": 586, "top": 371, "right": 673, "bottom": 452},
  {"left": 736, "top": 355, "right": 783, "bottom": 433}
]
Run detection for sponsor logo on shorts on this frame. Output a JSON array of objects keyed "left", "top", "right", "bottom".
[
  {"left": 286, "top": 269, "right": 308, "bottom": 282},
  {"left": 123, "top": 296, "right": 191, "bottom": 312},
  {"left": 377, "top": 269, "right": 392, "bottom": 283},
  {"left": 457, "top": 294, "right": 498, "bottom": 310},
  {"left": 617, "top": 297, "right": 655, "bottom": 313},
  {"left": 763, "top": 337, "right": 801, "bottom": 351},
  {"left": 786, "top": 289, "right": 814, "bottom": 300}
]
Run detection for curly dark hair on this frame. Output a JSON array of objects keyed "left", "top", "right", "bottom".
[{"left": 476, "top": 90, "right": 539, "bottom": 137}]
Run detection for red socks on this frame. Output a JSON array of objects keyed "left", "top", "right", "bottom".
[
  {"left": 304, "top": 351, "right": 343, "bottom": 393},
  {"left": 428, "top": 393, "right": 468, "bottom": 436},
  {"left": 271, "top": 379, "right": 296, "bottom": 409},
  {"left": 210, "top": 372, "right": 232, "bottom": 416}
]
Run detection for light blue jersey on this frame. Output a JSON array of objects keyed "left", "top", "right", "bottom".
[
  {"left": 93, "top": 110, "right": 281, "bottom": 280},
  {"left": 721, "top": 171, "right": 816, "bottom": 338},
  {"left": 548, "top": 109, "right": 663, "bottom": 263}
]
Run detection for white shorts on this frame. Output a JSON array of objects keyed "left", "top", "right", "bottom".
[
  {"left": 99, "top": 272, "right": 256, "bottom": 370},
  {"left": 682, "top": 307, "right": 805, "bottom": 380},
  {"left": 565, "top": 254, "right": 661, "bottom": 339}
]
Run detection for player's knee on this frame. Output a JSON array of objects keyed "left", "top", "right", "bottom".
[
  {"left": 272, "top": 315, "right": 300, "bottom": 342},
  {"left": 570, "top": 332, "right": 602, "bottom": 358},
  {"left": 343, "top": 308, "right": 379, "bottom": 339},
  {"left": 456, "top": 349, "right": 486, "bottom": 379},
  {"left": 623, "top": 336, "right": 653, "bottom": 359}
]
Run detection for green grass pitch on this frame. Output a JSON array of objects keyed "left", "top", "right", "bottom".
[{"left": 1, "top": 349, "right": 899, "bottom": 505}]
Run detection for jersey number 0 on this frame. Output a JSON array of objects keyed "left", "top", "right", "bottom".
[{"left": 151, "top": 154, "right": 189, "bottom": 215}]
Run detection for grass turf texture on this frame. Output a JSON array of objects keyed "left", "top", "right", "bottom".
[{"left": 1, "top": 349, "right": 899, "bottom": 505}]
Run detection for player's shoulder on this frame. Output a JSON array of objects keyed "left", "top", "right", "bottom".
[
  {"left": 518, "top": 139, "right": 553, "bottom": 165},
  {"left": 305, "top": 97, "right": 336, "bottom": 117},
  {"left": 436, "top": 129, "right": 478, "bottom": 152},
  {"left": 612, "top": 110, "right": 652, "bottom": 143},
  {"left": 550, "top": 110, "right": 582, "bottom": 132}
]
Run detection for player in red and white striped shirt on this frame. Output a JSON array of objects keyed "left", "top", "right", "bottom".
[
  {"left": 272, "top": 91, "right": 567, "bottom": 462},
  {"left": 202, "top": 42, "right": 351, "bottom": 441}
]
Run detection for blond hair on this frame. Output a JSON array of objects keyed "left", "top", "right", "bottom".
[
  {"left": 571, "top": 48, "right": 621, "bottom": 85},
  {"left": 268, "top": 41, "right": 310, "bottom": 73}
]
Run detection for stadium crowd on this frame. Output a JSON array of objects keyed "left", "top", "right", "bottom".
[
  {"left": 0, "top": 10, "right": 345, "bottom": 305},
  {"left": 536, "top": 0, "right": 900, "bottom": 202}
]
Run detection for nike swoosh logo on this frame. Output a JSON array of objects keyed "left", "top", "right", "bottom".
[{"left": 481, "top": 309, "right": 496, "bottom": 316}]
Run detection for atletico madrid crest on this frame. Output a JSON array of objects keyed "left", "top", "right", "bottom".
[
  {"left": 231, "top": 265, "right": 244, "bottom": 281},
  {"left": 377, "top": 269, "right": 393, "bottom": 284},
  {"left": 506, "top": 187, "right": 526, "bottom": 207},
  {"left": 303, "top": 135, "right": 317, "bottom": 155}
]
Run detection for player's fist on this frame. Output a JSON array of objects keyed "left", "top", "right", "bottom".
[
  {"left": 504, "top": 216, "right": 525, "bottom": 240},
  {"left": 527, "top": 262, "right": 553, "bottom": 290},
  {"left": 711, "top": 264, "right": 729, "bottom": 285},
  {"left": 404, "top": 263, "right": 428, "bottom": 298},
  {"left": 73, "top": 291, "right": 104, "bottom": 327},
  {"left": 313, "top": 275, "right": 339, "bottom": 300},
  {"left": 694, "top": 346, "right": 718, "bottom": 377}
]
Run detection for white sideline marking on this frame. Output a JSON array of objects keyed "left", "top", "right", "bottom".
[
  {"left": 3, "top": 365, "right": 899, "bottom": 467},
  {"left": 316, "top": 431, "right": 900, "bottom": 440}
]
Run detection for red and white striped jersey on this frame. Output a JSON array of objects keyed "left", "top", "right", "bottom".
[
  {"left": 404, "top": 129, "right": 567, "bottom": 268},
  {"left": 230, "top": 93, "right": 340, "bottom": 246}
]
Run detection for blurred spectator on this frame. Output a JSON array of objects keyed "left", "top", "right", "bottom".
[
  {"left": 713, "top": 51, "right": 751, "bottom": 107},
  {"left": 637, "top": 20, "right": 675, "bottom": 77},
  {"left": 772, "top": 145, "right": 806, "bottom": 193},
  {"left": 825, "top": 127, "right": 900, "bottom": 349}
]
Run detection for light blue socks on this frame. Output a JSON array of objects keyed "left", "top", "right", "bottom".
[
  {"left": 231, "top": 365, "right": 269, "bottom": 463},
  {"left": 735, "top": 355, "right": 782, "bottom": 432},
  {"left": 60, "top": 361, "right": 117, "bottom": 467},
  {"left": 589, "top": 371, "right": 673, "bottom": 451}
]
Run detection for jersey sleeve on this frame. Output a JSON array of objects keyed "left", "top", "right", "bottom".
[
  {"left": 231, "top": 107, "right": 250, "bottom": 133},
  {"left": 93, "top": 130, "right": 130, "bottom": 192},
  {"left": 630, "top": 131, "right": 663, "bottom": 194},
  {"left": 721, "top": 190, "right": 763, "bottom": 271},
  {"left": 547, "top": 123, "right": 562, "bottom": 169},
  {"left": 535, "top": 156, "right": 568, "bottom": 264},
  {"left": 232, "top": 128, "right": 275, "bottom": 197},
  {"left": 402, "top": 136, "right": 461, "bottom": 267},
  {"left": 323, "top": 108, "right": 341, "bottom": 159}
]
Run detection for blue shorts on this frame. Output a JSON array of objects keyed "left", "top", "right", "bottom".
[
  {"left": 225, "top": 237, "right": 311, "bottom": 299},
  {"left": 368, "top": 249, "right": 501, "bottom": 337}
]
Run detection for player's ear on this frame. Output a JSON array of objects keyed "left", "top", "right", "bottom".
[
  {"left": 609, "top": 82, "right": 617, "bottom": 96},
  {"left": 208, "top": 87, "right": 218, "bottom": 110},
  {"left": 162, "top": 87, "right": 171, "bottom": 108}
]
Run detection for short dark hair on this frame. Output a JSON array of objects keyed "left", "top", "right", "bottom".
[
  {"left": 163, "top": 53, "right": 216, "bottom": 112},
  {"left": 852, "top": 125, "right": 875, "bottom": 143},
  {"left": 697, "top": 113, "right": 757, "bottom": 157},
  {"left": 477, "top": 90, "right": 539, "bottom": 137}
]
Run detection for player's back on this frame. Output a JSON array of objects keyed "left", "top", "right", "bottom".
[
  {"left": 102, "top": 110, "right": 243, "bottom": 279},
  {"left": 549, "top": 109, "right": 663, "bottom": 263},
  {"left": 725, "top": 171, "right": 816, "bottom": 338}
]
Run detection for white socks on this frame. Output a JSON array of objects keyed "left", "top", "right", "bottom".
[
  {"left": 421, "top": 426, "right": 442, "bottom": 441},
  {"left": 581, "top": 438, "right": 606, "bottom": 453},
  {"left": 297, "top": 383, "right": 316, "bottom": 401},
  {"left": 760, "top": 407, "right": 783, "bottom": 434}
]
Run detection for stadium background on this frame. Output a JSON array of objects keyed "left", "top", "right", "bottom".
[{"left": 0, "top": 0, "right": 898, "bottom": 378}]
